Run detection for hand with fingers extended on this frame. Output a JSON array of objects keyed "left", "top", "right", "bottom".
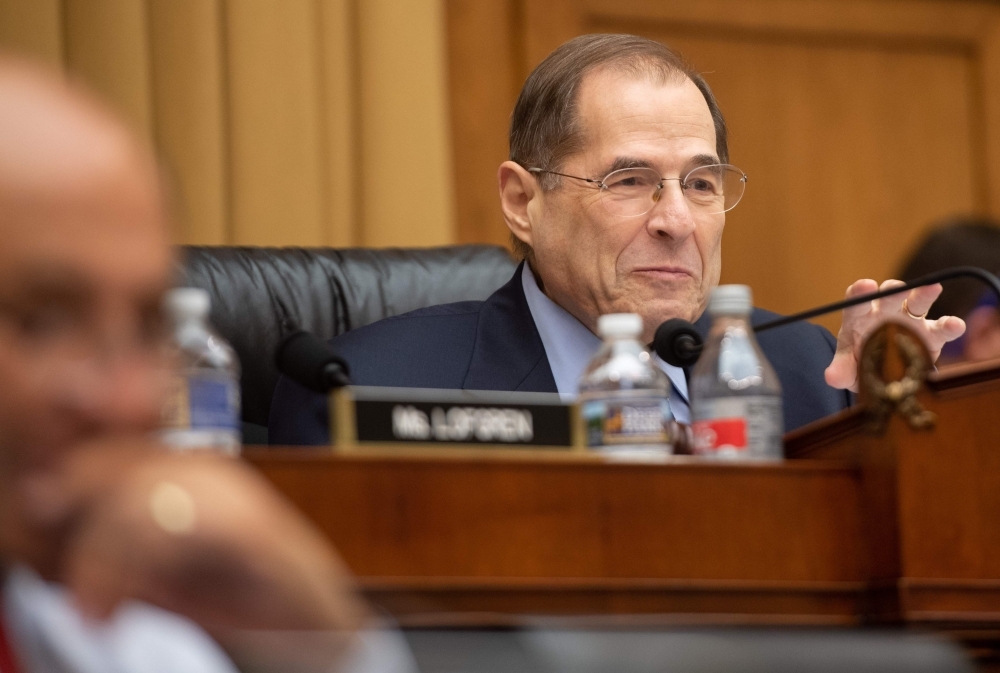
[{"left": 824, "top": 279, "right": 967, "bottom": 391}]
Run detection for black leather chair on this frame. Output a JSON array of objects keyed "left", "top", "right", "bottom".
[{"left": 179, "top": 245, "right": 517, "bottom": 443}]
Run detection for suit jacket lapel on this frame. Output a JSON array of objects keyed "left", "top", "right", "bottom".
[{"left": 462, "top": 262, "right": 558, "bottom": 393}]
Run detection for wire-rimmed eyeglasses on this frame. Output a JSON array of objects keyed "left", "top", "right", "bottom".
[{"left": 527, "top": 164, "right": 747, "bottom": 217}]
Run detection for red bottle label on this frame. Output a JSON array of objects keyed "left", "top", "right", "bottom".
[{"left": 692, "top": 417, "right": 748, "bottom": 454}]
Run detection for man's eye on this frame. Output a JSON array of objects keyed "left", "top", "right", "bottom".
[
  {"left": 607, "top": 173, "right": 656, "bottom": 190},
  {"left": 687, "top": 178, "right": 717, "bottom": 193},
  {"left": 17, "top": 306, "right": 76, "bottom": 339}
]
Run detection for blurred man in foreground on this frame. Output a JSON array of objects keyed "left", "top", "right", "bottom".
[{"left": 0, "top": 60, "right": 408, "bottom": 672}]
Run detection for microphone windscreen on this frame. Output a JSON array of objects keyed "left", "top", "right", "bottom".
[
  {"left": 275, "top": 330, "right": 350, "bottom": 393},
  {"left": 653, "top": 318, "right": 703, "bottom": 367}
]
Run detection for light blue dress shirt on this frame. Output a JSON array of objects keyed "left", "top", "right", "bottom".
[
  {"left": 3, "top": 565, "right": 416, "bottom": 673},
  {"left": 3, "top": 565, "right": 237, "bottom": 673},
  {"left": 520, "top": 264, "right": 690, "bottom": 423}
]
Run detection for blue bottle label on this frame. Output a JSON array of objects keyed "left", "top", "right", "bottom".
[{"left": 187, "top": 373, "right": 240, "bottom": 431}]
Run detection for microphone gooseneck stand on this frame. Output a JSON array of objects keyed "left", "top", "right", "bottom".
[
  {"left": 753, "top": 266, "right": 1000, "bottom": 334},
  {"left": 652, "top": 266, "right": 1000, "bottom": 368}
]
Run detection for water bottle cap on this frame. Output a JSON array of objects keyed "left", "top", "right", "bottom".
[
  {"left": 708, "top": 284, "right": 753, "bottom": 315},
  {"left": 597, "top": 313, "right": 643, "bottom": 338},
  {"left": 165, "top": 287, "right": 211, "bottom": 320}
]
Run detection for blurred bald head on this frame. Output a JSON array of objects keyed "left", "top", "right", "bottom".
[
  {"left": 0, "top": 59, "right": 168, "bottom": 263},
  {"left": 0, "top": 60, "right": 172, "bottom": 512}
]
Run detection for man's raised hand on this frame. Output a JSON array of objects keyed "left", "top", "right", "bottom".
[{"left": 823, "top": 279, "right": 966, "bottom": 392}]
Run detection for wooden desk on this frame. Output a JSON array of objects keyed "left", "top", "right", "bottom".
[
  {"left": 246, "top": 348, "right": 1000, "bottom": 657},
  {"left": 247, "top": 450, "right": 865, "bottom": 626}
]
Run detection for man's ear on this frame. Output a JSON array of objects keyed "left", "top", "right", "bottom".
[{"left": 498, "top": 161, "right": 539, "bottom": 250}]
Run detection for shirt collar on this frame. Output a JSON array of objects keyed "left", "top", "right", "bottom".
[{"left": 521, "top": 264, "right": 601, "bottom": 401}]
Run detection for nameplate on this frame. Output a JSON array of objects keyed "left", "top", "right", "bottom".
[{"left": 329, "top": 386, "right": 583, "bottom": 452}]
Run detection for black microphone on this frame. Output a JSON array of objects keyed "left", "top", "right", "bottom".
[
  {"left": 653, "top": 318, "right": 703, "bottom": 367},
  {"left": 275, "top": 330, "right": 351, "bottom": 393},
  {"left": 652, "top": 266, "right": 1000, "bottom": 368}
]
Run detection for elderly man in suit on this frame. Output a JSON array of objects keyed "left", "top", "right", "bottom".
[{"left": 270, "top": 33, "right": 964, "bottom": 446}]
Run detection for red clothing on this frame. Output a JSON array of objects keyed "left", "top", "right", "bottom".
[{"left": 0, "top": 598, "right": 21, "bottom": 673}]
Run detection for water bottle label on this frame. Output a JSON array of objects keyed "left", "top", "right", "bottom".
[
  {"left": 162, "top": 373, "right": 239, "bottom": 432},
  {"left": 692, "top": 416, "right": 747, "bottom": 453},
  {"left": 691, "top": 396, "right": 783, "bottom": 458},
  {"left": 189, "top": 375, "right": 240, "bottom": 430},
  {"left": 582, "top": 397, "right": 672, "bottom": 447}
]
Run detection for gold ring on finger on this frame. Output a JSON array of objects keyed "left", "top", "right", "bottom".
[{"left": 902, "top": 298, "right": 928, "bottom": 321}]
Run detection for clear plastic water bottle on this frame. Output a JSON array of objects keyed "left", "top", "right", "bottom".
[
  {"left": 690, "top": 285, "right": 783, "bottom": 460},
  {"left": 578, "top": 313, "right": 674, "bottom": 456},
  {"left": 160, "top": 288, "right": 241, "bottom": 454}
]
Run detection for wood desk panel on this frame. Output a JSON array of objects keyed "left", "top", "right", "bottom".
[
  {"left": 784, "top": 359, "right": 1000, "bottom": 627},
  {"left": 248, "top": 450, "right": 865, "bottom": 622}
]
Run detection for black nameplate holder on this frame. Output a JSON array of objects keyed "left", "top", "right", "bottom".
[{"left": 329, "top": 386, "right": 584, "bottom": 452}]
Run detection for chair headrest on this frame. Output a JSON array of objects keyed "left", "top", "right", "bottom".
[{"left": 178, "top": 245, "right": 517, "bottom": 427}]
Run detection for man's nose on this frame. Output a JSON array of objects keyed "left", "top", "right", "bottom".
[{"left": 645, "top": 182, "right": 697, "bottom": 240}]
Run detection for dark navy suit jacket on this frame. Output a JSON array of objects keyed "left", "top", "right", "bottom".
[{"left": 269, "top": 264, "right": 852, "bottom": 445}]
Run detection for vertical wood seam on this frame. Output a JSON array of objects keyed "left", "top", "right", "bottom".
[
  {"left": 314, "top": 0, "right": 332, "bottom": 248},
  {"left": 983, "top": 14, "right": 1000, "bottom": 217},
  {"left": 510, "top": 0, "right": 527, "bottom": 100},
  {"left": 140, "top": 0, "right": 156, "bottom": 142},
  {"left": 968, "top": 41, "right": 990, "bottom": 215},
  {"left": 348, "top": 0, "right": 363, "bottom": 247},
  {"left": 57, "top": 0, "right": 68, "bottom": 70},
  {"left": 217, "top": 0, "right": 234, "bottom": 245}
]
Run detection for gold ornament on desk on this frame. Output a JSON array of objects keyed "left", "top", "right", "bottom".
[{"left": 859, "top": 321, "right": 936, "bottom": 433}]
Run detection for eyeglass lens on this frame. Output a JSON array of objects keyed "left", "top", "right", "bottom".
[{"left": 599, "top": 165, "right": 746, "bottom": 217}]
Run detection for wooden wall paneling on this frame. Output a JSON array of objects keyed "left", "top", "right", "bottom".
[
  {"left": 318, "top": 0, "right": 358, "bottom": 248},
  {"left": 521, "top": 0, "right": 580, "bottom": 69},
  {"left": 147, "top": 0, "right": 228, "bottom": 245},
  {"left": 224, "top": 0, "right": 325, "bottom": 246},
  {"left": 0, "top": 0, "right": 62, "bottom": 65},
  {"left": 575, "top": 0, "right": 997, "bottom": 42},
  {"left": 982, "top": 15, "right": 1000, "bottom": 218},
  {"left": 62, "top": 0, "right": 153, "bottom": 136},
  {"left": 446, "top": 0, "right": 520, "bottom": 247},
  {"left": 509, "top": 0, "right": 1000, "bottom": 332},
  {"left": 356, "top": 0, "right": 455, "bottom": 248}
]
